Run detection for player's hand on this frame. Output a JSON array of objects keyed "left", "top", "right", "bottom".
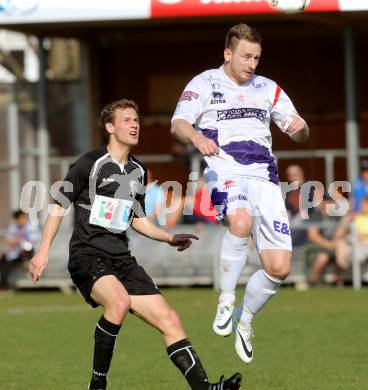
[
  {"left": 282, "top": 115, "right": 306, "bottom": 135},
  {"left": 168, "top": 234, "right": 199, "bottom": 252},
  {"left": 191, "top": 133, "right": 219, "bottom": 156},
  {"left": 29, "top": 252, "right": 49, "bottom": 283}
]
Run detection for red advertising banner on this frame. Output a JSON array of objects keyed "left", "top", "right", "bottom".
[{"left": 151, "top": 0, "right": 340, "bottom": 19}]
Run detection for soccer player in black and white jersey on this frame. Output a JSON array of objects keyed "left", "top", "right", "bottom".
[{"left": 29, "top": 99, "right": 242, "bottom": 390}]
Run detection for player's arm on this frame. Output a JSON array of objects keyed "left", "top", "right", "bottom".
[
  {"left": 29, "top": 204, "right": 64, "bottom": 283},
  {"left": 29, "top": 156, "right": 88, "bottom": 283},
  {"left": 131, "top": 216, "right": 198, "bottom": 251},
  {"left": 171, "top": 119, "right": 219, "bottom": 156},
  {"left": 284, "top": 116, "right": 309, "bottom": 143},
  {"left": 170, "top": 76, "right": 219, "bottom": 156},
  {"left": 271, "top": 85, "right": 309, "bottom": 143}
]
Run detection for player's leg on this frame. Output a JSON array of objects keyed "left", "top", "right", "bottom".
[
  {"left": 88, "top": 275, "right": 131, "bottom": 390},
  {"left": 209, "top": 177, "right": 250, "bottom": 336},
  {"left": 212, "top": 208, "right": 251, "bottom": 336},
  {"left": 130, "top": 294, "right": 242, "bottom": 390},
  {"left": 234, "top": 180, "right": 291, "bottom": 363}
]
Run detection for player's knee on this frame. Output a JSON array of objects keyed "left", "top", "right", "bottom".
[
  {"left": 160, "top": 309, "right": 184, "bottom": 334},
  {"left": 107, "top": 295, "right": 131, "bottom": 323},
  {"left": 229, "top": 216, "right": 252, "bottom": 237},
  {"left": 266, "top": 259, "right": 291, "bottom": 280}
]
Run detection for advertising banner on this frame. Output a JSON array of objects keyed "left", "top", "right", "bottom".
[{"left": 0, "top": 0, "right": 366, "bottom": 25}]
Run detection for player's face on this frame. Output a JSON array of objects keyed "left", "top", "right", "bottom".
[
  {"left": 108, "top": 107, "right": 140, "bottom": 147},
  {"left": 224, "top": 39, "right": 261, "bottom": 85}
]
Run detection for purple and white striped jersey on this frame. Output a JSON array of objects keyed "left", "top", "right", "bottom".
[{"left": 172, "top": 65, "right": 300, "bottom": 184}]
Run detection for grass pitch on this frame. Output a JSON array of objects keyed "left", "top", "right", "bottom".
[{"left": 0, "top": 287, "right": 367, "bottom": 390}]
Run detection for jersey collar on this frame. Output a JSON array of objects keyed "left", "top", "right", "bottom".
[{"left": 219, "top": 65, "right": 255, "bottom": 87}]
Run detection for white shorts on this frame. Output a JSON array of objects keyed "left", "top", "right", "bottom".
[{"left": 205, "top": 173, "right": 292, "bottom": 252}]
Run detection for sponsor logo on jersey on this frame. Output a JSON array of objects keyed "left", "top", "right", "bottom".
[
  {"left": 90, "top": 195, "right": 133, "bottom": 231},
  {"left": 98, "top": 199, "right": 114, "bottom": 220},
  {"left": 217, "top": 107, "right": 267, "bottom": 121},
  {"left": 225, "top": 194, "right": 247, "bottom": 204},
  {"left": 211, "top": 82, "right": 221, "bottom": 90},
  {"left": 273, "top": 220, "right": 290, "bottom": 236},
  {"left": 224, "top": 179, "right": 236, "bottom": 189},
  {"left": 210, "top": 91, "right": 226, "bottom": 104},
  {"left": 252, "top": 81, "right": 267, "bottom": 88},
  {"left": 237, "top": 94, "right": 245, "bottom": 102},
  {"left": 179, "top": 90, "right": 199, "bottom": 102}
]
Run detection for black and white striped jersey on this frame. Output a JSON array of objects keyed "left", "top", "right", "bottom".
[{"left": 54, "top": 146, "right": 147, "bottom": 260}]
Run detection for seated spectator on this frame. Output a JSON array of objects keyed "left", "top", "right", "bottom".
[
  {"left": 284, "top": 165, "right": 310, "bottom": 290},
  {"left": 285, "top": 164, "right": 309, "bottom": 247},
  {"left": 352, "top": 160, "right": 368, "bottom": 211},
  {"left": 0, "top": 210, "right": 40, "bottom": 289},
  {"left": 335, "top": 196, "right": 368, "bottom": 266},
  {"left": 307, "top": 192, "right": 348, "bottom": 286},
  {"left": 354, "top": 196, "right": 368, "bottom": 262}
]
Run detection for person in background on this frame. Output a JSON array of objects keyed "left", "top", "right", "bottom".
[
  {"left": 284, "top": 165, "right": 309, "bottom": 290},
  {"left": 307, "top": 191, "right": 348, "bottom": 286},
  {"left": 335, "top": 196, "right": 368, "bottom": 268},
  {"left": 0, "top": 210, "right": 40, "bottom": 289},
  {"left": 352, "top": 160, "right": 368, "bottom": 211}
]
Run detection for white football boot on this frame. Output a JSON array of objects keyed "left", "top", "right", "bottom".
[
  {"left": 212, "top": 302, "right": 234, "bottom": 336},
  {"left": 235, "top": 321, "right": 254, "bottom": 363}
]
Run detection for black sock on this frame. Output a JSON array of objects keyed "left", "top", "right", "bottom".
[
  {"left": 90, "top": 316, "right": 121, "bottom": 389},
  {"left": 167, "top": 339, "right": 209, "bottom": 390}
]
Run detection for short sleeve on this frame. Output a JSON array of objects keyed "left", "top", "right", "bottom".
[
  {"left": 52, "top": 157, "right": 89, "bottom": 208},
  {"left": 270, "top": 86, "right": 301, "bottom": 132},
  {"left": 171, "top": 75, "right": 207, "bottom": 125}
]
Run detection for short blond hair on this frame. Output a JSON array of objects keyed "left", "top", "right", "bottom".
[{"left": 225, "top": 23, "right": 262, "bottom": 51}]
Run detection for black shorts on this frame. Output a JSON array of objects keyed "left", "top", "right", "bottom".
[{"left": 68, "top": 253, "right": 160, "bottom": 308}]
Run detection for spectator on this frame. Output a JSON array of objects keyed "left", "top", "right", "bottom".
[
  {"left": 285, "top": 164, "right": 309, "bottom": 247},
  {"left": 307, "top": 192, "right": 347, "bottom": 286},
  {"left": 352, "top": 160, "right": 368, "bottom": 211},
  {"left": 0, "top": 210, "right": 40, "bottom": 289},
  {"left": 284, "top": 165, "right": 310, "bottom": 290},
  {"left": 335, "top": 196, "right": 368, "bottom": 267},
  {"left": 354, "top": 196, "right": 368, "bottom": 262},
  {"left": 144, "top": 169, "right": 166, "bottom": 225}
]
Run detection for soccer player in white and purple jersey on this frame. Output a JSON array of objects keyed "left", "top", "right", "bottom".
[{"left": 171, "top": 23, "right": 309, "bottom": 364}]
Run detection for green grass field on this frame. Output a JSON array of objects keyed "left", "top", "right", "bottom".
[{"left": 1, "top": 287, "right": 367, "bottom": 390}]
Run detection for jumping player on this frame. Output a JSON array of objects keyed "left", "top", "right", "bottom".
[
  {"left": 29, "top": 99, "right": 242, "bottom": 389},
  {"left": 171, "top": 24, "right": 309, "bottom": 363}
]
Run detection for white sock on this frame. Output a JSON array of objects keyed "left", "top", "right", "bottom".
[
  {"left": 240, "top": 269, "right": 282, "bottom": 325},
  {"left": 219, "top": 230, "right": 248, "bottom": 305}
]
